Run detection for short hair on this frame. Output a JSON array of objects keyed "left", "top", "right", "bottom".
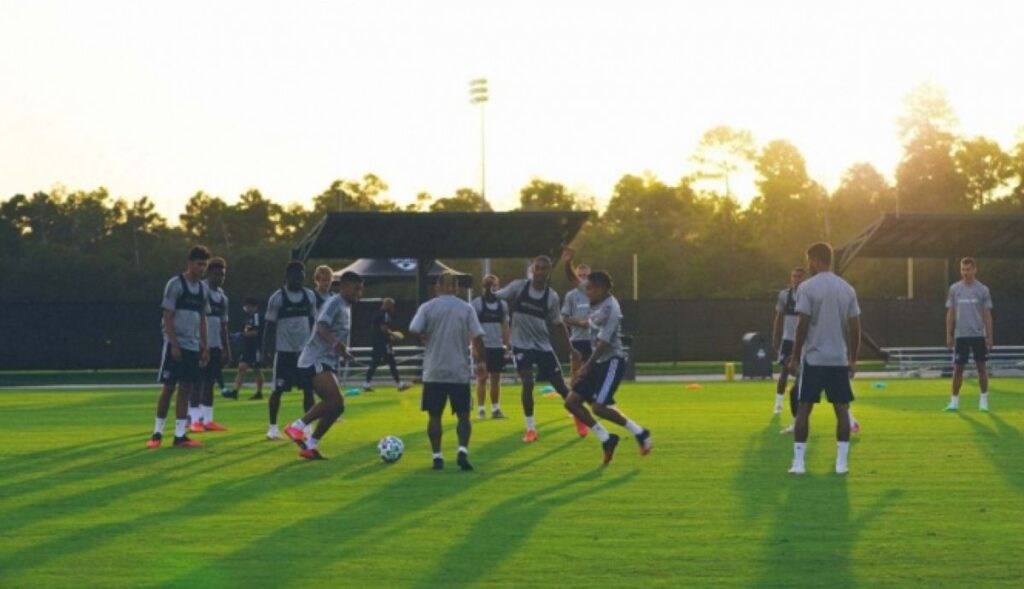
[
  {"left": 960, "top": 257, "right": 977, "bottom": 267},
  {"left": 285, "top": 260, "right": 305, "bottom": 275},
  {"left": 533, "top": 255, "right": 553, "bottom": 266},
  {"left": 576, "top": 263, "right": 591, "bottom": 272},
  {"left": 338, "top": 271, "right": 363, "bottom": 284},
  {"left": 792, "top": 266, "right": 805, "bottom": 274},
  {"left": 314, "top": 265, "right": 333, "bottom": 279},
  {"left": 243, "top": 296, "right": 259, "bottom": 306},
  {"left": 588, "top": 270, "right": 613, "bottom": 290},
  {"left": 208, "top": 257, "right": 226, "bottom": 270},
  {"left": 188, "top": 245, "right": 212, "bottom": 261},
  {"left": 806, "top": 242, "right": 833, "bottom": 267},
  {"left": 436, "top": 271, "right": 459, "bottom": 290}
]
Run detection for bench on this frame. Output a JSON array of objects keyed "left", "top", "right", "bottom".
[{"left": 881, "top": 346, "right": 1024, "bottom": 376}]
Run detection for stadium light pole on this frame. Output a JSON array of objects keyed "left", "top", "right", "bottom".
[{"left": 469, "top": 78, "right": 490, "bottom": 275}]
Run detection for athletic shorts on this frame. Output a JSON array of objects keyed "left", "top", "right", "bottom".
[
  {"left": 371, "top": 341, "right": 394, "bottom": 363},
  {"left": 574, "top": 357, "right": 626, "bottom": 405},
  {"left": 241, "top": 340, "right": 262, "bottom": 367},
  {"left": 778, "top": 339, "right": 794, "bottom": 365},
  {"left": 421, "top": 382, "right": 471, "bottom": 417},
  {"left": 954, "top": 337, "right": 988, "bottom": 365},
  {"left": 571, "top": 340, "right": 593, "bottom": 363},
  {"left": 483, "top": 347, "right": 506, "bottom": 373},
  {"left": 158, "top": 343, "right": 201, "bottom": 386},
  {"left": 273, "top": 351, "right": 308, "bottom": 391},
  {"left": 298, "top": 362, "right": 337, "bottom": 383},
  {"left": 513, "top": 347, "right": 562, "bottom": 381},
  {"left": 796, "top": 363, "right": 854, "bottom": 405},
  {"left": 202, "top": 347, "right": 223, "bottom": 385}
]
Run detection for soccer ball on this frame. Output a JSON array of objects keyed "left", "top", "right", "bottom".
[{"left": 378, "top": 435, "right": 404, "bottom": 463}]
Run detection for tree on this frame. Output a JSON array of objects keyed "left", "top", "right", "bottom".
[
  {"left": 955, "top": 136, "right": 1013, "bottom": 209},
  {"left": 689, "top": 126, "right": 757, "bottom": 199},
  {"left": 895, "top": 83, "right": 969, "bottom": 213},
  {"left": 518, "top": 179, "right": 577, "bottom": 211},
  {"left": 179, "top": 191, "right": 232, "bottom": 248},
  {"left": 429, "top": 188, "right": 489, "bottom": 212},
  {"left": 311, "top": 174, "right": 397, "bottom": 214}
]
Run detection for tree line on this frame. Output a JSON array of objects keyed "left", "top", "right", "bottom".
[{"left": 2, "top": 83, "right": 1023, "bottom": 305}]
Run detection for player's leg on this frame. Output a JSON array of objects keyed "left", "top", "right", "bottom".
[
  {"left": 475, "top": 362, "right": 487, "bottom": 419},
  {"left": 947, "top": 339, "right": 968, "bottom": 410},
  {"left": 790, "top": 364, "right": 820, "bottom": 474},
  {"left": 452, "top": 385, "right": 473, "bottom": 471},
  {"left": 233, "top": 362, "right": 249, "bottom": 395},
  {"left": 202, "top": 349, "right": 225, "bottom": 430},
  {"left": 489, "top": 371, "right": 504, "bottom": 418},
  {"left": 566, "top": 364, "right": 620, "bottom": 463},
  {"left": 976, "top": 338, "right": 990, "bottom": 411},
  {"left": 288, "top": 370, "right": 343, "bottom": 459},
  {"left": 387, "top": 352, "right": 402, "bottom": 386},
  {"left": 363, "top": 348, "right": 380, "bottom": 391},
  {"left": 517, "top": 349, "right": 538, "bottom": 441},
  {"left": 150, "top": 345, "right": 176, "bottom": 448},
  {"left": 422, "top": 383, "right": 446, "bottom": 469},
  {"left": 543, "top": 351, "right": 587, "bottom": 437},
  {"left": 250, "top": 356, "right": 264, "bottom": 400},
  {"left": 187, "top": 380, "right": 203, "bottom": 431},
  {"left": 173, "top": 352, "right": 203, "bottom": 447},
  {"left": 832, "top": 395, "right": 852, "bottom": 474}
]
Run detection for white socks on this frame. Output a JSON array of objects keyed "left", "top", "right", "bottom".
[
  {"left": 591, "top": 422, "right": 611, "bottom": 442},
  {"left": 525, "top": 416, "right": 536, "bottom": 431},
  {"left": 624, "top": 420, "right": 644, "bottom": 435},
  {"left": 433, "top": 452, "right": 443, "bottom": 460},
  {"left": 793, "top": 442, "right": 806, "bottom": 464},
  {"left": 154, "top": 417, "right": 165, "bottom": 434},
  {"left": 774, "top": 393, "right": 784, "bottom": 408},
  {"left": 306, "top": 437, "right": 319, "bottom": 450},
  {"left": 949, "top": 395, "right": 960, "bottom": 409},
  {"left": 837, "top": 441, "right": 850, "bottom": 473},
  {"left": 202, "top": 405, "right": 213, "bottom": 423},
  {"left": 980, "top": 392, "right": 989, "bottom": 409},
  {"left": 304, "top": 425, "right": 314, "bottom": 439},
  {"left": 458, "top": 446, "right": 469, "bottom": 455},
  {"left": 492, "top": 403, "right": 500, "bottom": 411},
  {"left": 292, "top": 419, "right": 307, "bottom": 430},
  {"left": 174, "top": 419, "right": 187, "bottom": 438}
]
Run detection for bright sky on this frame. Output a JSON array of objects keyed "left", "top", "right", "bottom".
[{"left": 2, "top": 1, "right": 1023, "bottom": 220}]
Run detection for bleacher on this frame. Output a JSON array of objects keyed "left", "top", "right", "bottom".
[{"left": 881, "top": 345, "right": 1024, "bottom": 376}]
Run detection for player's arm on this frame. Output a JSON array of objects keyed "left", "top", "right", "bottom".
[
  {"left": 772, "top": 310, "right": 783, "bottom": 352},
  {"left": 163, "top": 308, "right": 181, "bottom": 360},
  {"left": 221, "top": 319, "right": 232, "bottom": 365},
  {"left": 945, "top": 307, "right": 955, "bottom": 350},
  {"left": 847, "top": 315, "right": 862, "bottom": 377},
  {"left": 199, "top": 312, "right": 210, "bottom": 366},
  {"left": 983, "top": 309, "right": 993, "bottom": 348},
  {"left": 562, "top": 248, "right": 579, "bottom": 286},
  {"left": 787, "top": 313, "right": 810, "bottom": 376},
  {"left": 263, "top": 320, "right": 277, "bottom": 361},
  {"left": 501, "top": 317, "right": 511, "bottom": 349},
  {"left": 408, "top": 306, "right": 428, "bottom": 345},
  {"left": 492, "top": 279, "right": 516, "bottom": 301},
  {"left": 316, "top": 321, "right": 354, "bottom": 362}
]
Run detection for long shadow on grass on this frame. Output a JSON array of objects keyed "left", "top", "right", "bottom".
[
  {"left": 734, "top": 416, "right": 787, "bottom": 522},
  {"left": 755, "top": 476, "right": 902, "bottom": 589},
  {"left": 410, "top": 467, "right": 640, "bottom": 589},
  {"left": 958, "top": 410, "right": 1024, "bottom": 493},
  {"left": 145, "top": 421, "right": 582, "bottom": 588}
]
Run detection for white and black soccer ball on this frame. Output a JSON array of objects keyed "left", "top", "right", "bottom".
[{"left": 378, "top": 435, "right": 404, "bottom": 463}]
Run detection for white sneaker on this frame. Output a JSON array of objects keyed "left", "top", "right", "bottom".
[
  {"left": 477, "top": 407, "right": 486, "bottom": 420},
  {"left": 397, "top": 382, "right": 412, "bottom": 392},
  {"left": 266, "top": 426, "right": 282, "bottom": 440},
  {"left": 836, "top": 461, "right": 849, "bottom": 475},
  {"left": 780, "top": 424, "right": 795, "bottom": 435},
  {"left": 773, "top": 405, "right": 782, "bottom": 415},
  {"left": 788, "top": 461, "right": 805, "bottom": 475},
  {"left": 980, "top": 400, "right": 989, "bottom": 412}
]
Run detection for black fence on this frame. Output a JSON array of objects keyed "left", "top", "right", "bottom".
[{"left": 1, "top": 299, "right": 1021, "bottom": 370}]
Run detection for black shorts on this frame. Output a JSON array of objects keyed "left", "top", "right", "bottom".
[
  {"left": 273, "top": 351, "right": 308, "bottom": 391},
  {"left": 796, "top": 363, "right": 854, "bottom": 405},
  {"left": 954, "top": 337, "right": 989, "bottom": 365},
  {"left": 571, "top": 340, "right": 593, "bottom": 363},
  {"left": 371, "top": 341, "right": 394, "bottom": 363},
  {"left": 298, "top": 362, "right": 337, "bottom": 381},
  {"left": 158, "top": 343, "right": 201, "bottom": 386},
  {"left": 513, "top": 347, "right": 562, "bottom": 381},
  {"left": 778, "top": 339, "right": 794, "bottom": 365},
  {"left": 202, "top": 347, "right": 223, "bottom": 385},
  {"left": 483, "top": 347, "right": 507, "bottom": 373},
  {"left": 574, "top": 357, "right": 626, "bottom": 405},
  {"left": 241, "top": 340, "right": 262, "bottom": 367},
  {"left": 421, "top": 382, "right": 472, "bottom": 417}
]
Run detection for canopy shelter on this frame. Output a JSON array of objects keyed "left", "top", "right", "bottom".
[
  {"left": 835, "top": 213, "right": 1024, "bottom": 274},
  {"left": 333, "top": 258, "right": 472, "bottom": 288},
  {"left": 292, "top": 211, "right": 590, "bottom": 302}
]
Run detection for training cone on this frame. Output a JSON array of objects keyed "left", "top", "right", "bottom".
[
  {"left": 345, "top": 388, "right": 362, "bottom": 396},
  {"left": 686, "top": 383, "right": 703, "bottom": 391},
  {"left": 873, "top": 382, "right": 887, "bottom": 389},
  {"left": 539, "top": 385, "right": 555, "bottom": 393}
]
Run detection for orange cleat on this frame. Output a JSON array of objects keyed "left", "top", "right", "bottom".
[
  {"left": 299, "top": 448, "right": 326, "bottom": 460},
  {"left": 573, "top": 415, "right": 589, "bottom": 438},
  {"left": 203, "top": 421, "right": 228, "bottom": 432},
  {"left": 173, "top": 436, "right": 203, "bottom": 448},
  {"left": 522, "top": 429, "right": 538, "bottom": 443},
  {"left": 190, "top": 422, "right": 206, "bottom": 433},
  {"left": 284, "top": 425, "right": 307, "bottom": 448},
  {"left": 146, "top": 433, "right": 162, "bottom": 449}
]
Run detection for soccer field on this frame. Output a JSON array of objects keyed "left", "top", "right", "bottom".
[{"left": 1, "top": 379, "right": 1021, "bottom": 588}]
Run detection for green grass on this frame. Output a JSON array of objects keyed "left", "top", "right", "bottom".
[{"left": 0, "top": 379, "right": 1021, "bottom": 588}]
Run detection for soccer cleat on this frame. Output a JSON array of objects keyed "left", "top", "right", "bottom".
[
  {"left": 362, "top": 384, "right": 374, "bottom": 392},
  {"left": 477, "top": 407, "right": 487, "bottom": 420},
  {"left": 522, "top": 429, "right": 538, "bottom": 443},
  {"left": 204, "top": 421, "right": 227, "bottom": 432},
  {"left": 773, "top": 405, "right": 782, "bottom": 415},
  {"left": 433, "top": 457, "right": 445, "bottom": 470},
  {"left": 146, "top": 433, "right": 163, "bottom": 449},
  {"left": 980, "top": 405, "right": 989, "bottom": 413},
  {"left": 602, "top": 433, "right": 620, "bottom": 465},
  {"left": 573, "top": 415, "right": 589, "bottom": 438},
  {"left": 173, "top": 436, "right": 203, "bottom": 448},
  {"left": 788, "top": 462, "right": 806, "bottom": 475},
  {"left": 491, "top": 409, "right": 506, "bottom": 419},
  {"left": 457, "top": 452, "right": 474, "bottom": 471},
  {"left": 850, "top": 421, "right": 861, "bottom": 434},
  {"left": 249, "top": 391, "right": 264, "bottom": 401},
  {"left": 190, "top": 421, "right": 206, "bottom": 433},
  {"left": 299, "top": 448, "right": 326, "bottom": 460},
  {"left": 397, "top": 382, "right": 412, "bottom": 392},
  {"left": 266, "top": 426, "right": 283, "bottom": 441},
  {"left": 284, "top": 425, "right": 307, "bottom": 447},
  {"left": 780, "top": 424, "right": 795, "bottom": 435},
  {"left": 635, "top": 429, "right": 653, "bottom": 456},
  {"left": 943, "top": 404, "right": 958, "bottom": 412},
  {"left": 835, "top": 461, "right": 849, "bottom": 475},
  {"left": 221, "top": 389, "right": 238, "bottom": 399}
]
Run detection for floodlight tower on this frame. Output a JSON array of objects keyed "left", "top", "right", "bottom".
[{"left": 469, "top": 78, "right": 490, "bottom": 274}]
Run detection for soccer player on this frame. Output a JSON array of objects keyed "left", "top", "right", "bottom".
[
  {"left": 148, "top": 245, "right": 211, "bottom": 449},
  {"left": 471, "top": 274, "right": 511, "bottom": 419},
  {"left": 786, "top": 242, "right": 861, "bottom": 475},
  {"left": 773, "top": 267, "right": 804, "bottom": 428},
  {"left": 944, "top": 257, "right": 994, "bottom": 412},
  {"left": 561, "top": 262, "right": 593, "bottom": 378},
  {"left": 312, "top": 264, "right": 334, "bottom": 311},
  {"left": 283, "top": 271, "right": 364, "bottom": 460},
  {"left": 192, "top": 256, "right": 231, "bottom": 432},
  {"left": 264, "top": 261, "right": 318, "bottom": 441},
  {"left": 565, "top": 271, "right": 652, "bottom": 465},
  {"left": 363, "top": 298, "right": 411, "bottom": 392},
  {"left": 493, "top": 255, "right": 584, "bottom": 442},
  {"left": 226, "top": 297, "right": 264, "bottom": 400},
  {"left": 409, "top": 272, "right": 486, "bottom": 471}
]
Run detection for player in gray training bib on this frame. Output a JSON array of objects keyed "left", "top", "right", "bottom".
[
  {"left": 944, "top": 257, "right": 994, "bottom": 412},
  {"left": 194, "top": 256, "right": 231, "bottom": 432},
  {"left": 493, "top": 255, "right": 584, "bottom": 442},
  {"left": 264, "top": 261, "right": 318, "bottom": 440},
  {"left": 471, "top": 274, "right": 511, "bottom": 420},
  {"left": 772, "top": 266, "right": 805, "bottom": 427},
  {"left": 561, "top": 247, "right": 593, "bottom": 379}
]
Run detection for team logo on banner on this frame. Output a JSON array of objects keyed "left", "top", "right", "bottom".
[{"left": 390, "top": 259, "right": 418, "bottom": 271}]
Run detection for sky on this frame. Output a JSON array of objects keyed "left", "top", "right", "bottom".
[{"left": 2, "top": 0, "right": 1023, "bottom": 221}]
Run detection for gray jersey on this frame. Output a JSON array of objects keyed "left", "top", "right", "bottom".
[
  {"left": 471, "top": 296, "right": 508, "bottom": 349},
  {"left": 266, "top": 287, "right": 317, "bottom": 353},
  {"left": 776, "top": 288, "right": 799, "bottom": 342},
  {"left": 494, "top": 278, "right": 562, "bottom": 351},
  {"left": 205, "top": 283, "right": 229, "bottom": 350},
  {"left": 562, "top": 288, "right": 593, "bottom": 341},
  {"left": 946, "top": 280, "right": 992, "bottom": 338},
  {"left": 588, "top": 294, "right": 625, "bottom": 363},
  {"left": 161, "top": 275, "right": 209, "bottom": 352},
  {"left": 297, "top": 294, "right": 352, "bottom": 371},
  {"left": 410, "top": 295, "right": 485, "bottom": 384},
  {"left": 794, "top": 271, "right": 861, "bottom": 367}
]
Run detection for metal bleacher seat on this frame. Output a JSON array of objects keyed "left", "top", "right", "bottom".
[{"left": 882, "top": 346, "right": 1024, "bottom": 376}]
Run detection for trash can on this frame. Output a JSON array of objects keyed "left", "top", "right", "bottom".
[{"left": 741, "top": 332, "right": 773, "bottom": 379}]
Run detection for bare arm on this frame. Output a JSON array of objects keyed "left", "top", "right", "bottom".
[
  {"left": 472, "top": 335, "right": 485, "bottom": 362},
  {"left": 847, "top": 315, "right": 862, "bottom": 376},
  {"left": 772, "top": 311, "right": 784, "bottom": 351},
  {"left": 263, "top": 321, "right": 277, "bottom": 360},
  {"left": 561, "top": 248, "right": 579, "bottom": 286},
  {"left": 317, "top": 321, "right": 354, "bottom": 361},
  {"left": 983, "top": 309, "right": 993, "bottom": 347},
  {"left": 946, "top": 307, "right": 955, "bottom": 349},
  {"left": 221, "top": 322, "right": 232, "bottom": 364},
  {"left": 787, "top": 314, "right": 810, "bottom": 376},
  {"left": 163, "top": 309, "right": 178, "bottom": 349}
]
